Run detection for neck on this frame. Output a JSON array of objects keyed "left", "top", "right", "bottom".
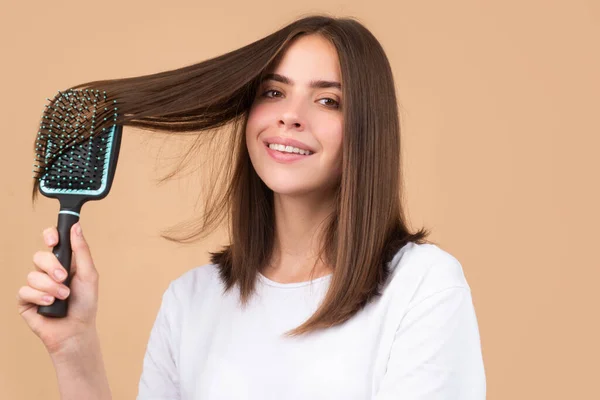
[{"left": 265, "top": 189, "right": 336, "bottom": 282}]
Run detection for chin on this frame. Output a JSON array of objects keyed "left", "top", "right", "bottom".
[
  {"left": 256, "top": 175, "right": 312, "bottom": 195},
  {"left": 264, "top": 182, "right": 314, "bottom": 196}
]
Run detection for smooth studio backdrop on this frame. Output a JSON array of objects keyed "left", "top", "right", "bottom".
[{"left": 1, "top": 1, "right": 599, "bottom": 399}]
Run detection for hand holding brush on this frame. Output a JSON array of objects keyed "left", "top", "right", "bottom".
[
  {"left": 17, "top": 88, "right": 122, "bottom": 344},
  {"left": 27, "top": 88, "right": 122, "bottom": 318},
  {"left": 17, "top": 222, "right": 101, "bottom": 356}
]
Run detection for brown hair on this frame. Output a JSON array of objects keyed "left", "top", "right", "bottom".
[{"left": 31, "top": 14, "right": 430, "bottom": 336}]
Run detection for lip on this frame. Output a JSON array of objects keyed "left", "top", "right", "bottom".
[
  {"left": 264, "top": 142, "right": 314, "bottom": 163},
  {"left": 262, "top": 136, "right": 316, "bottom": 153}
]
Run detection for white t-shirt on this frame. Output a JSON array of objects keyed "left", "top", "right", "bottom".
[{"left": 137, "top": 241, "right": 486, "bottom": 399}]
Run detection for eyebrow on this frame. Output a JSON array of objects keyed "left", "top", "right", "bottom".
[{"left": 261, "top": 73, "right": 342, "bottom": 90}]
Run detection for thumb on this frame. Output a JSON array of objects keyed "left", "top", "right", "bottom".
[{"left": 70, "top": 222, "right": 98, "bottom": 281}]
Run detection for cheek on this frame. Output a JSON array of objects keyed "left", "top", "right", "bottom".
[
  {"left": 319, "top": 119, "right": 343, "bottom": 178},
  {"left": 318, "top": 118, "right": 343, "bottom": 156},
  {"left": 247, "top": 103, "right": 271, "bottom": 130},
  {"left": 246, "top": 105, "right": 273, "bottom": 162}
]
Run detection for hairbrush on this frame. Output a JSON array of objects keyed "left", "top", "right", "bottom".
[{"left": 32, "top": 88, "right": 122, "bottom": 318}]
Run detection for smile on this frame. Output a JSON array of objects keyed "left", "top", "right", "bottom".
[{"left": 264, "top": 142, "right": 314, "bottom": 163}]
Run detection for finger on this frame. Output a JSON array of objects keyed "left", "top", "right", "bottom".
[
  {"left": 17, "top": 285, "right": 56, "bottom": 307},
  {"left": 70, "top": 223, "right": 98, "bottom": 281},
  {"left": 41, "top": 227, "right": 77, "bottom": 274},
  {"left": 42, "top": 227, "right": 58, "bottom": 248},
  {"left": 26, "top": 270, "right": 71, "bottom": 300},
  {"left": 32, "top": 251, "right": 69, "bottom": 283}
]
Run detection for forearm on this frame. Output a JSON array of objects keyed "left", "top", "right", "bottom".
[{"left": 50, "top": 332, "right": 112, "bottom": 400}]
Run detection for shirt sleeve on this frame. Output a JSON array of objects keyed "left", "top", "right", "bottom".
[
  {"left": 137, "top": 281, "right": 181, "bottom": 400},
  {"left": 374, "top": 286, "right": 486, "bottom": 399}
]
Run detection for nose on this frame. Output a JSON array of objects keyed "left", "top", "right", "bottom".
[{"left": 278, "top": 112, "right": 305, "bottom": 133}]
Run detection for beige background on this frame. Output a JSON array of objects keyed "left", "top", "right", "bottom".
[{"left": 2, "top": 0, "right": 598, "bottom": 398}]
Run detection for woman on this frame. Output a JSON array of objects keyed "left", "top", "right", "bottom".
[{"left": 18, "top": 15, "right": 486, "bottom": 399}]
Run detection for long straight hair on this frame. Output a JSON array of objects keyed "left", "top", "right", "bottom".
[{"left": 32, "top": 14, "right": 430, "bottom": 337}]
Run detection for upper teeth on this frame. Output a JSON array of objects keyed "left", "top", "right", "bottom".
[{"left": 268, "top": 143, "right": 313, "bottom": 155}]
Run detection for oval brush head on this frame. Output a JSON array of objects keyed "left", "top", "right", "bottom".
[{"left": 33, "top": 88, "right": 123, "bottom": 317}]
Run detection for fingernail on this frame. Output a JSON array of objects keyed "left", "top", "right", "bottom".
[
  {"left": 58, "top": 287, "right": 70, "bottom": 299},
  {"left": 54, "top": 269, "right": 67, "bottom": 281},
  {"left": 75, "top": 223, "right": 82, "bottom": 237}
]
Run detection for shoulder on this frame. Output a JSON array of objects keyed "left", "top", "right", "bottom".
[
  {"left": 385, "top": 241, "right": 471, "bottom": 305},
  {"left": 163, "top": 263, "right": 222, "bottom": 303}
]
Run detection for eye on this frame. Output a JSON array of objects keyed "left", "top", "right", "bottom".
[
  {"left": 318, "top": 97, "right": 340, "bottom": 109},
  {"left": 260, "top": 89, "right": 341, "bottom": 109},
  {"left": 261, "top": 89, "right": 283, "bottom": 98}
]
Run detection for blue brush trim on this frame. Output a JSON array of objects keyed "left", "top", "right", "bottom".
[
  {"left": 39, "top": 124, "right": 116, "bottom": 196},
  {"left": 58, "top": 210, "right": 80, "bottom": 217}
]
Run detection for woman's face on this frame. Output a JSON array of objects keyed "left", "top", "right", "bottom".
[{"left": 246, "top": 34, "right": 343, "bottom": 198}]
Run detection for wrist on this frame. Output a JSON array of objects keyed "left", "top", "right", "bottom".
[{"left": 49, "top": 329, "right": 101, "bottom": 363}]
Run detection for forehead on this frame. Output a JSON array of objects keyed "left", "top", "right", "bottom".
[{"left": 268, "top": 34, "right": 341, "bottom": 83}]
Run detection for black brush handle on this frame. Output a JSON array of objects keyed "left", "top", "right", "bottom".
[{"left": 37, "top": 211, "right": 79, "bottom": 318}]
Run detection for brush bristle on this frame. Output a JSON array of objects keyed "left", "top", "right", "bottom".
[{"left": 33, "top": 88, "right": 119, "bottom": 191}]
